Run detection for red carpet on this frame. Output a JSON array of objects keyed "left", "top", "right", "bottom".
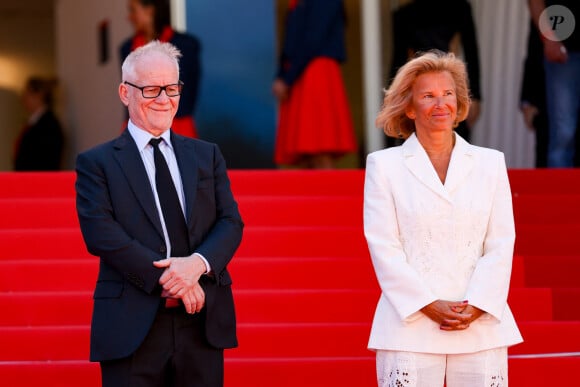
[{"left": 1, "top": 169, "right": 579, "bottom": 386}]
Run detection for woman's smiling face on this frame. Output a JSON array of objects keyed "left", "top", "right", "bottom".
[{"left": 406, "top": 71, "right": 458, "bottom": 135}]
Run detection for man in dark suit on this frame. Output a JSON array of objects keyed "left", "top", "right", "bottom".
[{"left": 75, "top": 40, "right": 243, "bottom": 387}]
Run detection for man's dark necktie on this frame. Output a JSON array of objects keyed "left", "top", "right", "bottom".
[{"left": 149, "top": 138, "right": 190, "bottom": 257}]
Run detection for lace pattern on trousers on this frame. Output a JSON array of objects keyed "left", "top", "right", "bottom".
[
  {"left": 377, "top": 351, "right": 417, "bottom": 387},
  {"left": 376, "top": 348, "right": 508, "bottom": 387}
]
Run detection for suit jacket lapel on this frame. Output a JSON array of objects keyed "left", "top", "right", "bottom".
[
  {"left": 444, "top": 134, "right": 474, "bottom": 194},
  {"left": 171, "top": 132, "right": 199, "bottom": 228},
  {"left": 403, "top": 133, "right": 452, "bottom": 202},
  {"left": 402, "top": 133, "right": 475, "bottom": 203},
  {"left": 113, "top": 130, "right": 164, "bottom": 238}
]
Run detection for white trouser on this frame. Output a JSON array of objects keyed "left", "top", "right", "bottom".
[{"left": 376, "top": 347, "right": 508, "bottom": 387}]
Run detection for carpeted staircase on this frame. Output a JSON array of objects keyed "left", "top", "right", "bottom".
[{"left": 0, "top": 169, "right": 579, "bottom": 386}]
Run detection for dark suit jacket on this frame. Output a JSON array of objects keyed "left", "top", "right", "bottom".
[
  {"left": 14, "top": 110, "right": 64, "bottom": 171},
  {"left": 75, "top": 130, "right": 243, "bottom": 362},
  {"left": 520, "top": 19, "right": 549, "bottom": 167}
]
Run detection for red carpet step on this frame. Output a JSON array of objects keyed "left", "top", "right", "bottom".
[
  {"left": 2, "top": 320, "right": 579, "bottom": 362},
  {"left": 0, "top": 227, "right": 368, "bottom": 260},
  {"left": 0, "top": 286, "right": 567, "bottom": 328},
  {"left": 1, "top": 356, "right": 579, "bottom": 387},
  {"left": 1, "top": 169, "right": 579, "bottom": 387},
  {"left": 521, "top": 254, "right": 580, "bottom": 288}
]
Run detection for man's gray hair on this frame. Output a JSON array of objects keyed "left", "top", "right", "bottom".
[{"left": 121, "top": 40, "right": 182, "bottom": 81}]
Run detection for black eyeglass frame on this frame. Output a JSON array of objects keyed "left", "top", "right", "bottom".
[{"left": 123, "top": 80, "right": 184, "bottom": 98}]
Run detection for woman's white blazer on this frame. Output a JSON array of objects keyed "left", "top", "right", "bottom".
[{"left": 364, "top": 133, "right": 523, "bottom": 354}]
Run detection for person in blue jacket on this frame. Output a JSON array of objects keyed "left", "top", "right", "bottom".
[{"left": 121, "top": 0, "right": 201, "bottom": 138}]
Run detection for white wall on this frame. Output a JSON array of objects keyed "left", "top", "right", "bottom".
[{"left": 55, "top": 0, "right": 132, "bottom": 167}]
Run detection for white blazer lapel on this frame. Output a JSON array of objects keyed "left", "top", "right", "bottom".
[
  {"left": 444, "top": 133, "right": 475, "bottom": 194},
  {"left": 402, "top": 133, "right": 452, "bottom": 202}
]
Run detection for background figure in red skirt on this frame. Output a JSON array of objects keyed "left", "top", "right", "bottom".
[
  {"left": 272, "top": 0, "right": 357, "bottom": 169},
  {"left": 121, "top": 0, "right": 201, "bottom": 138}
]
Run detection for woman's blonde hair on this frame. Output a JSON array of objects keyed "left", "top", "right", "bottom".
[{"left": 376, "top": 50, "right": 471, "bottom": 139}]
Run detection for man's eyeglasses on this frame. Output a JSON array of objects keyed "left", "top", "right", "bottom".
[{"left": 124, "top": 81, "right": 183, "bottom": 98}]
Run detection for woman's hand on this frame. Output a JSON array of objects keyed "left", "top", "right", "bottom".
[
  {"left": 520, "top": 103, "right": 539, "bottom": 130},
  {"left": 544, "top": 39, "right": 568, "bottom": 63},
  {"left": 455, "top": 304, "right": 485, "bottom": 326},
  {"left": 272, "top": 79, "right": 289, "bottom": 101},
  {"left": 421, "top": 300, "right": 483, "bottom": 331}
]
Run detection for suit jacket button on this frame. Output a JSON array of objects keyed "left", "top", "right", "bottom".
[{"left": 160, "top": 246, "right": 167, "bottom": 254}]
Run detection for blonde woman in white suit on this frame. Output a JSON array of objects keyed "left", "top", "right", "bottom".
[{"left": 364, "top": 50, "right": 522, "bottom": 387}]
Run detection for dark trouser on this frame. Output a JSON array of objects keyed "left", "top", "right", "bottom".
[{"left": 100, "top": 306, "right": 224, "bottom": 387}]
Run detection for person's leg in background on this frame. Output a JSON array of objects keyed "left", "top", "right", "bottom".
[{"left": 544, "top": 52, "right": 580, "bottom": 167}]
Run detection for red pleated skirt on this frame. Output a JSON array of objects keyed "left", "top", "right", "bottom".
[{"left": 274, "top": 57, "right": 357, "bottom": 165}]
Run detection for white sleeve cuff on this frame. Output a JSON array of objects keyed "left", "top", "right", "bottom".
[{"left": 193, "top": 252, "right": 211, "bottom": 274}]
